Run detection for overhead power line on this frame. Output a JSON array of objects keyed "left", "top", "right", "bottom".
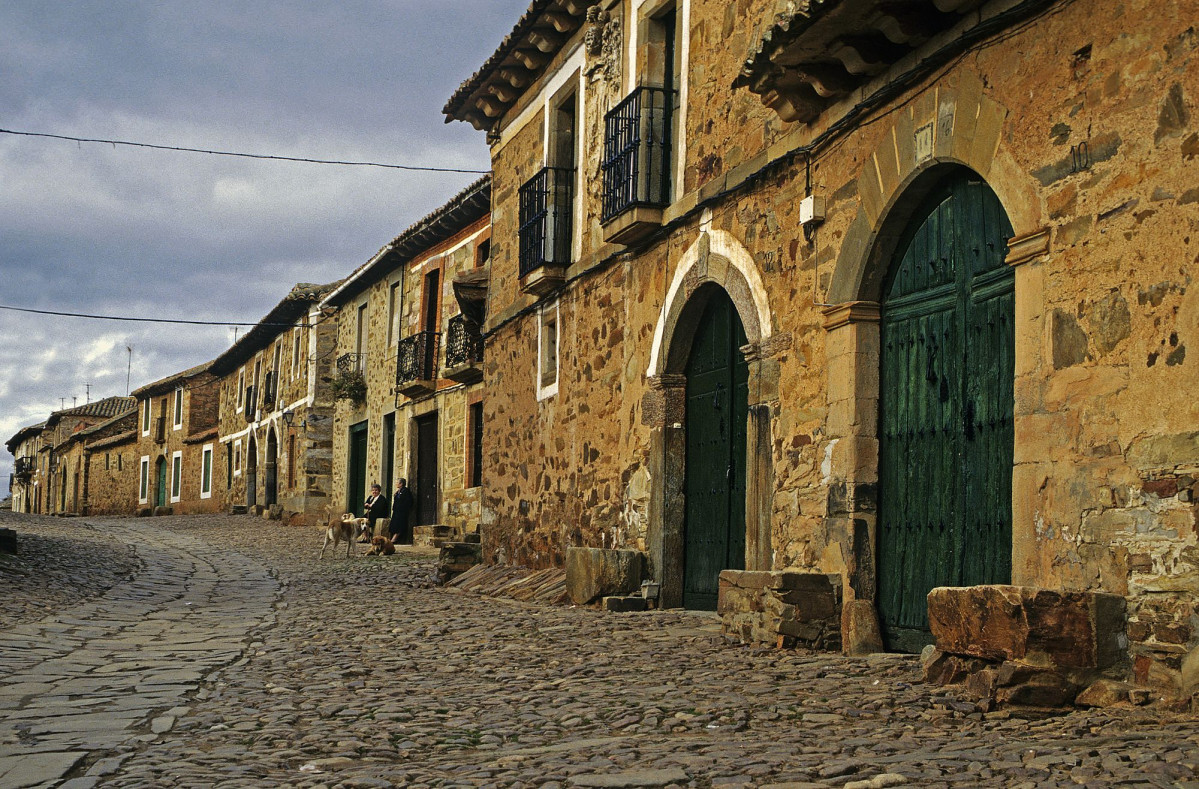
[
  {"left": 0, "top": 303, "right": 313, "bottom": 328},
  {"left": 0, "top": 126, "right": 489, "bottom": 174}
]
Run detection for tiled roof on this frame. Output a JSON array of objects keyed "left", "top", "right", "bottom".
[
  {"left": 5, "top": 421, "right": 46, "bottom": 455},
  {"left": 131, "top": 360, "right": 215, "bottom": 398},
  {"left": 45, "top": 397, "right": 136, "bottom": 430},
  {"left": 443, "top": 0, "right": 596, "bottom": 130},
  {"left": 322, "top": 176, "right": 491, "bottom": 308},
  {"left": 209, "top": 280, "right": 343, "bottom": 375},
  {"left": 85, "top": 429, "right": 138, "bottom": 452}
]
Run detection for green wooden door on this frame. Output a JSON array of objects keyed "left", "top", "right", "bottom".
[
  {"left": 684, "top": 290, "right": 749, "bottom": 610},
  {"left": 155, "top": 458, "right": 167, "bottom": 508},
  {"left": 878, "top": 171, "right": 1015, "bottom": 652},
  {"left": 348, "top": 421, "right": 368, "bottom": 518}
]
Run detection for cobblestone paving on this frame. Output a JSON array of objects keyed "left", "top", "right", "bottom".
[{"left": 1, "top": 513, "right": 1197, "bottom": 789}]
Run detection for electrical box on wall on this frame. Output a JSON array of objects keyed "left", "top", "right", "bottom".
[{"left": 800, "top": 195, "right": 825, "bottom": 226}]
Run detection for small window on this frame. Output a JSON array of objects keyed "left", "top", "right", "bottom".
[
  {"left": 475, "top": 238, "right": 491, "bottom": 268},
  {"left": 537, "top": 301, "right": 559, "bottom": 399},
  {"left": 236, "top": 368, "right": 246, "bottom": 412},
  {"left": 467, "top": 401, "right": 484, "bottom": 488},
  {"left": 173, "top": 387, "right": 184, "bottom": 428},
  {"left": 142, "top": 399, "right": 151, "bottom": 434},
  {"left": 291, "top": 326, "right": 303, "bottom": 379},
  {"left": 200, "top": 445, "right": 213, "bottom": 499},
  {"left": 170, "top": 452, "right": 182, "bottom": 502},
  {"left": 233, "top": 439, "right": 242, "bottom": 476},
  {"left": 117, "top": 454, "right": 122, "bottom": 471},
  {"left": 388, "top": 281, "right": 401, "bottom": 347},
  {"left": 356, "top": 303, "right": 368, "bottom": 372},
  {"left": 105, "top": 453, "right": 110, "bottom": 470},
  {"left": 139, "top": 457, "right": 150, "bottom": 504}
]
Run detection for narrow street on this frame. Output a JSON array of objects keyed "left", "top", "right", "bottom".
[{"left": 1, "top": 514, "right": 1196, "bottom": 789}]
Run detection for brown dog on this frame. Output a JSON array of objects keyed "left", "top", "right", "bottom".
[
  {"left": 365, "top": 536, "right": 395, "bottom": 556},
  {"left": 319, "top": 515, "right": 358, "bottom": 559}
]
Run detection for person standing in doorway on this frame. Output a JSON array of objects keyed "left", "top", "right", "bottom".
[
  {"left": 391, "top": 478, "right": 415, "bottom": 545},
  {"left": 362, "top": 483, "right": 389, "bottom": 542}
]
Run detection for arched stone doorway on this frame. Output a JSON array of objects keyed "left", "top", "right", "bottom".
[
  {"left": 875, "top": 166, "right": 1016, "bottom": 651},
  {"left": 264, "top": 428, "right": 278, "bottom": 507},
  {"left": 645, "top": 228, "right": 779, "bottom": 609},
  {"left": 246, "top": 434, "right": 258, "bottom": 508}
]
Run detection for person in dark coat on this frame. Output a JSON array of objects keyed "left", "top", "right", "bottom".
[
  {"left": 391, "top": 478, "right": 415, "bottom": 545},
  {"left": 362, "top": 483, "right": 389, "bottom": 542}
]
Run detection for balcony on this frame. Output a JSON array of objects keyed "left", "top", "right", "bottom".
[
  {"left": 443, "top": 314, "right": 484, "bottom": 385},
  {"left": 337, "top": 353, "right": 363, "bottom": 374},
  {"left": 153, "top": 416, "right": 167, "bottom": 444},
  {"left": 601, "top": 85, "right": 674, "bottom": 245},
  {"left": 14, "top": 456, "right": 34, "bottom": 478},
  {"left": 395, "top": 331, "right": 440, "bottom": 398},
  {"left": 518, "top": 166, "right": 574, "bottom": 296}
]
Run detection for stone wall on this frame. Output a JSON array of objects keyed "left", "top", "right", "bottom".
[
  {"left": 84, "top": 434, "right": 138, "bottom": 516},
  {"left": 474, "top": 0, "right": 1198, "bottom": 679},
  {"left": 718, "top": 570, "right": 843, "bottom": 650}
]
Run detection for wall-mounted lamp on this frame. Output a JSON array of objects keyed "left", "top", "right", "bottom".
[{"left": 281, "top": 410, "right": 295, "bottom": 428}]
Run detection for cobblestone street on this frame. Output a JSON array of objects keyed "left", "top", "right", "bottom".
[{"left": 1, "top": 513, "right": 1197, "bottom": 789}]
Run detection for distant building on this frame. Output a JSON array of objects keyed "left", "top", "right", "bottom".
[
  {"left": 323, "top": 177, "right": 491, "bottom": 539},
  {"left": 6, "top": 422, "right": 46, "bottom": 514},
  {"left": 131, "top": 362, "right": 221, "bottom": 514}
]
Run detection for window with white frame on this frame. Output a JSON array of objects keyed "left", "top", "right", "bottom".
[
  {"left": 291, "top": 326, "right": 302, "bottom": 379},
  {"left": 355, "top": 302, "right": 368, "bottom": 371},
  {"left": 537, "top": 300, "right": 559, "bottom": 400},
  {"left": 141, "top": 399, "right": 151, "bottom": 435},
  {"left": 200, "top": 444, "right": 213, "bottom": 499},
  {"left": 139, "top": 456, "right": 150, "bottom": 504},
  {"left": 235, "top": 367, "right": 246, "bottom": 412},
  {"left": 233, "top": 438, "right": 242, "bottom": 476},
  {"left": 173, "top": 387, "right": 184, "bottom": 429},
  {"left": 170, "top": 451, "right": 182, "bottom": 503},
  {"left": 388, "top": 280, "right": 401, "bottom": 348}
]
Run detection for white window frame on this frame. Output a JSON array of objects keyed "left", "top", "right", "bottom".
[
  {"left": 536, "top": 300, "right": 560, "bottom": 401},
  {"left": 626, "top": 0, "right": 689, "bottom": 202},
  {"left": 200, "top": 444, "right": 214, "bottom": 499},
  {"left": 141, "top": 399, "right": 151, "bottom": 436},
  {"left": 544, "top": 71, "right": 584, "bottom": 262},
  {"left": 170, "top": 451, "right": 183, "bottom": 503},
  {"left": 291, "top": 325, "right": 302, "bottom": 379},
  {"left": 235, "top": 367, "right": 246, "bottom": 413},
  {"left": 356, "top": 302, "right": 368, "bottom": 372},
  {"left": 138, "top": 456, "right": 150, "bottom": 504},
  {"left": 233, "top": 438, "right": 242, "bottom": 477},
  {"left": 173, "top": 387, "right": 184, "bottom": 429}
]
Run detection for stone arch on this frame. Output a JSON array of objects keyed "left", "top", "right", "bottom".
[
  {"left": 647, "top": 228, "right": 773, "bottom": 379},
  {"left": 645, "top": 227, "right": 777, "bottom": 608},
  {"left": 826, "top": 74, "right": 1047, "bottom": 304}
]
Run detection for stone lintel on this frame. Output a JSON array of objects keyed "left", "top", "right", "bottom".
[
  {"left": 1005, "top": 227, "right": 1051, "bottom": 267},
  {"left": 821, "top": 301, "right": 882, "bottom": 332}
]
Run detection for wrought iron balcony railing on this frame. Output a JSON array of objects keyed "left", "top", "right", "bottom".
[
  {"left": 14, "top": 456, "right": 35, "bottom": 477},
  {"left": 601, "top": 85, "right": 674, "bottom": 223},
  {"left": 518, "top": 166, "right": 574, "bottom": 278},
  {"left": 445, "top": 314, "right": 483, "bottom": 369},
  {"left": 396, "top": 331, "right": 440, "bottom": 388},
  {"left": 337, "top": 353, "right": 364, "bottom": 374},
  {"left": 153, "top": 416, "right": 167, "bottom": 443}
]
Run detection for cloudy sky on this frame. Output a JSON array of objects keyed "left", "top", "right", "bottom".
[{"left": 0, "top": 1, "right": 528, "bottom": 487}]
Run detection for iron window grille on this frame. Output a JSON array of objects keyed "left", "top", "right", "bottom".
[
  {"left": 336, "top": 353, "right": 363, "bottom": 374},
  {"left": 14, "top": 456, "right": 34, "bottom": 477},
  {"left": 601, "top": 85, "right": 674, "bottom": 223},
  {"left": 396, "top": 331, "right": 440, "bottom": 386},
  {"left": 262, "top": 371, "right": 276, "bottom": 411},
  {"left": 244, "top": 386, "right": 255, "bottom": 423},
  {"left": 445, "top": 314, "right": 483, "bottom": 368},
  {"left": 518, "top": 165, "right": 574, "bottom": 278},
  {"left": 154, "top": 417, "right": 167, "bottom": 443}
]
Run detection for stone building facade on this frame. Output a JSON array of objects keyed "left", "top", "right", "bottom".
[
  {"left": 446, "top": 0, "right": 1199, "bottom": 694},
  {"left": 6, "top": 423, "right": 45, "bottom": 514},
  {"left": 325, "top": 178, "right": 491, "bottom": 538},
  {"left": 80, "top": 418, "right": 139, "bottom": 516},
  {"left": 212, "top": 282, "right": 340, "bottom": 525},
  {"left": 131, "top": 363, "right": 223, "bottom": 515},
  {"left": 16, "top": 393, "right": 136, "bottom": 515}
]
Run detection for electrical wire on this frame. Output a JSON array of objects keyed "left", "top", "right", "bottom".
[
  {"left": 0, "top": 127, "right": 490, "bottom": 175},
  {"left": 0, "top": 303, "right": 313, "bottom": 328}
]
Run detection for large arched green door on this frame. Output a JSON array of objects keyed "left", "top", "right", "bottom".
[
  {"left": 877, "top": 171, "right": 1015, "bottom": 652},
  {"left": 683, "top": 289, "right": 749, "bottom": 609}
]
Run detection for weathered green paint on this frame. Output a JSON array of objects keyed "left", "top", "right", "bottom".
[
  {"left": 684, "top": 290, "right": 749, "bottom": 610},
  {"left": 878, "top": 171, "right": 1015, "bottom": 652},
  {"left": 155, "top": 458, "right": 167, "bottom": 508}
]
